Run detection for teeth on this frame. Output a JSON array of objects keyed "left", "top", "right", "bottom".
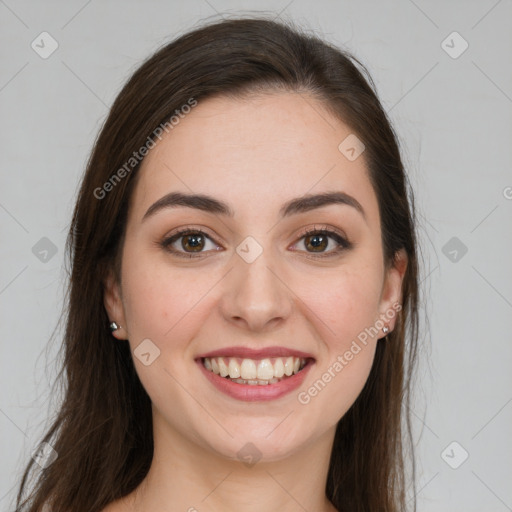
[
  {"left": 284, "top": 356, "right": 294, "bottom": 376},
  {"left": 218, "top": 358, "right": 229, "bottom": 377},
  {"left": 232, "top": 377, "right": 281, "bottom": 385},
  {"left": 257, "top": 359, "right": 274, "bottom": 380},
  {"left": 240, "top": 359, "right": 257, "bottom": 380},
  {"left": 202, "top": 356, "right": 307, "bottom": 383},
  {"left": 228, "top": 358, "right": 240, "bottom": 378},
  {"left": 274, "top": 358, "right": 285, "bottom": 378}
]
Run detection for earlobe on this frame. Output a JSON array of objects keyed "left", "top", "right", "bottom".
[{"left": 103, "top": 270, "right": 128, "bottom": 340}]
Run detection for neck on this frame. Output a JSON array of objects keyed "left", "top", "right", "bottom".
[{"left": 124, "top": 410, "right": 338, "bottom": 512}]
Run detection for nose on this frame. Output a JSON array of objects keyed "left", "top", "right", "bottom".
[{"left": 219, "top": 249, "right": 293, "bottom": 333}]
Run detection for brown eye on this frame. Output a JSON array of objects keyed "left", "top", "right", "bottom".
[
  {"left": 160, "top": 229, "right": 221, "bottom": 258},
  {"left": 181, "top": 233, "right": 205, "bottom": 252},
  {"left": 292, "top": 228, "right": 352, "bottom": 257},
  {"left": 304, "top": 233, "right": 328, "bottom": 252}
]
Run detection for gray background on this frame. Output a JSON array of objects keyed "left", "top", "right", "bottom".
[{"left": 1, "top": 1, "right": 511, "bottom": 511}]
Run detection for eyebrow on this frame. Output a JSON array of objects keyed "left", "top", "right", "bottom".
[{"left": 142, "top": 191, "right": 366, "bottom": 222}]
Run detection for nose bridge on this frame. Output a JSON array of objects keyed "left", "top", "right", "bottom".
[{"left": 220, "top": 239, "right": 292, "bottom": 331}]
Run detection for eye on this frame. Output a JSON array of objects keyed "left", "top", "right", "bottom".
[
  {"left": 291, "top": 226, "right": 352, "bottom": 257},
  {"left": 160, "top": 225, "right": 351, "bottom": 259},
  {"left": 160, "top": 228, "right": 222, "bottom": 258}
]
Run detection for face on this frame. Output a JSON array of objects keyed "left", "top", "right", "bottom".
[{"left": 104, "top": 92, "right": 406, "bottom": 462}]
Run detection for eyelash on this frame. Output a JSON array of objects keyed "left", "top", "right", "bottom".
[{"left": 159, "top": 225, "right": 352, "bottom": 259}]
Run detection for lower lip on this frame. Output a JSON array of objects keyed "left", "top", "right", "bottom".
[{"left": 196, "top": 358, "right": 314, "bottom": 402}]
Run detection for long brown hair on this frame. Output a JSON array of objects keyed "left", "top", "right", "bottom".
[{"left": 15, "top": 16, "right": 420, "bottom": 512}]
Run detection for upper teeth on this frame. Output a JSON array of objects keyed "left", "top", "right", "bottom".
[{"left": 203, "top": 356, "right": 306, "bottom": 380}]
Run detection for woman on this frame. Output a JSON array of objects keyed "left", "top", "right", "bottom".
[{"left": 16, "top": 16, "right": 420, "bottom": 512}]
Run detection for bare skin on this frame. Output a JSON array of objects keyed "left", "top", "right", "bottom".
[{"left": 103, "top": 91, "right": 407, "bottom": 512}]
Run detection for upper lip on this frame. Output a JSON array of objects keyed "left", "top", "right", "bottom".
[{"left": 196, "top": 346, "right": 315, "bottom": 360}]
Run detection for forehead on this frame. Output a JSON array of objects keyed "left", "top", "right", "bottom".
[{"left": 130, "top": 92, "right": 379, "bottom": 225}]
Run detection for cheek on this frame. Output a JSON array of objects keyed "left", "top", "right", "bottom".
[
  {"left": 121, "top": 247, "right": 217, "bottom": 352},
  {"left": 119, "top": 256, "right": 212, "bottom": 405},
  {"left": 123, "top": 275, "right": 184, "bottom": 342},
  {"left": 298, "top": 263, "right": 384, "bottom": 349},
  {"left": 295, "top": 272, "right": 380, "bottom": 422}
]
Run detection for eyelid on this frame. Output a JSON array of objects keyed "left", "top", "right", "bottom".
[
  {"left": 294, "top": 223, "right": 349, "bottom": 243},
  {"left": 163, "top": 225, "right": 225, "bottom": 244}
]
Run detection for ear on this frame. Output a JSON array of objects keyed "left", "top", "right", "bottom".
[
  {"left": 103, "top": 269, "right": 128, "bottom": 340},
  {"left": 378, "top": 248, "right": 408, "bottom": 334}
]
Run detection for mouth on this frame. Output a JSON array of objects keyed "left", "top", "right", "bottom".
[
  {"left": 200, "top": 355, "right": 310, "bottom": 385},
  {"left": 194, "top": 348, "right": 315, "bottom": 401}
]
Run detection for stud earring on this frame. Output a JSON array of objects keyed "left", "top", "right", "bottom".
[
  {"left": 109, "top": 321, "right": 121, "bottom": 332},
  {"left": 382, "top": 325, "right": 390, "bottom": 335}
]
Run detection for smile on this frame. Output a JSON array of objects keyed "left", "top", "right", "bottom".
[
  {"left": 196, "top": 349, "right": 315, "bottom": 401},
  {"left": 202, "top": 356, "right": 308, "bottom": 385}
]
